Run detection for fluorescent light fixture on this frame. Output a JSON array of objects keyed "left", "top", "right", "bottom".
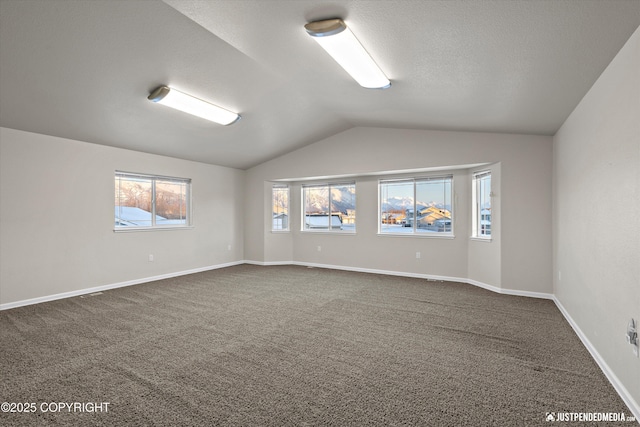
[
  {"left": 304, "top": 18, "right": 390, "bottom": 89},
  {"left": 148, "top": 85, "right": 240, "bottom": 125}
]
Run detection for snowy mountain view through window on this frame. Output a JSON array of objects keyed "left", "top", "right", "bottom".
[
  {"left": 303, "top": 183, "right": 356, "bottom": 232},
  {"left": 379, "top": 176, "right": 453, "bottom": 235},
  {"left": 115, "top": 172, "right": 190, "bottom": 229}
]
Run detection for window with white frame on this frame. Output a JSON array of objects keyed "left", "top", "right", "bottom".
[
  {"left": 379, "top": 176, "right": 453, "bottom": 235},
  {"left": 272, "top": 184, "right": 290, "bottom": 231},
  {"left": 472, "top": 171, "right": 491, "bottom": 238},
  {"left": 302, "top": 183, "right": 356, "bottom": 232},
  {"left": 115, "top": 172, "right": 191, "bottom": 229}
]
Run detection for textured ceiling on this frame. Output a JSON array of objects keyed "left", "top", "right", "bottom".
[{"left": 0, "top": 0, "right": 638, "bottom": 169}]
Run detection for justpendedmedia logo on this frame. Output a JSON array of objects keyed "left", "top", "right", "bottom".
[{"left": 545, "top": 411, "right": 636, "bottom": 423}]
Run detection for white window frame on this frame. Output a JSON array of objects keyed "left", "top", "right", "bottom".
[
  {"left": 301, "top": 182, "right": 356, "bottom": 233},
  {"left": 472, "top": 170, "right": 491, "bottom": 240},
  {"left": 114, "top": 171, "right": 192, "bottom": 232},
  {"left": 378, "top": 175, "right": 454, "bottom": 238},
  {"left": 272, "top": 184, "right": 290, "bottom": 232}
]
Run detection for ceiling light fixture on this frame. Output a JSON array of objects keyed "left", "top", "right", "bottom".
[
  {"left": 148, "top": 85, "right": 241, "bottom": 125},
  {"left": 304, "top": 18, "right": 390, "bottom": 89}
]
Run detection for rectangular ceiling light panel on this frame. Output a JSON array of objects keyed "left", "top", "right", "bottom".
[
  {"left": 148, "top": 86, "right": 240, "bottom": 125},
  {"left": 305, "top": 19, "right": 390, "bottom": 89}
]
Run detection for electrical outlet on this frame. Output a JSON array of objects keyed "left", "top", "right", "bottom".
[
  {"left": 317, "top": 246, "right": 322, "bottom": 252},
  {"left": 626, "top": 318, "right": 639, "bottom": 357},
  {"left": 228, "top": 244, "right": 232, "bottom": 251},
  {"left": 148, "top": 254, "right": 154, "bottom": 262},
  {"left": 416, "top": 251, "right": 421, "bottom": 259}
]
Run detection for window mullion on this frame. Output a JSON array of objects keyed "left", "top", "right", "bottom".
[
  {"left": 151, "top": 178, "right": 156, "bottom": 227},
  {"left": 479, "top": 178, "right": 482, "bottom": 233},
  {"left": 327, "top": 185, "right": 333, "bottom": 230},
  {"left": 413, "top": 179, "right": 417, "bottom": 233},
  {"left": 474, "top": 175, "right": 478, "bottom": 236},
  {"left": 116, "top": 176, "right": 122, "bottom": 224}
]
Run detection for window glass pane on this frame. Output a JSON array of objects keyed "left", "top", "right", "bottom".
[
  {"left": 415, "top": 178, "right": 452, "bottom": 233},
  {"left": 156, "top": 180, "right": 188, "bottom": 226},
  {"left": 380, "top": 181, "right": 414, "bottom": 233},
  {"left": 304, "top": 186, "right": 329, "bottom": 229},
  {"left": 478, "top": 174, "right": 491, "bottom": 236},
  {"left": 272, "top": 186, "right": 289, "bottom": 231},
  {"left": 302, "top": 183, "right": 355, "bottom": 232},
  {"left": 380, "top": 177, "right": 453, "bottom": 235},
  {"left": 115, "top": 176, "right": 152, "bottom": 227},
  {"left": 331, "top": 183, "right": 356, "bottom": 232},
  {"left": 115, "top": 172, "right": 190, "bottom": 229}
]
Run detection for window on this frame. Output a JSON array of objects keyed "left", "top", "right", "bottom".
[
  {"left": 272, "top": 185, "right": 290, "bottom": 231},
  {"left": 302, "top": 183, "right": 356, "bottom": 232},
  {"left": 379, "top": 176, "right": 453, "bottom": 235},
  {"left": 115, "top": 172, "right": 191, "bottom": 229},
  {"left": 472, "top": 171, "right": 491, "bottom": 238}
]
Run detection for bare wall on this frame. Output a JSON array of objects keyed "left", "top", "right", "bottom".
[
  {"left": 0, "top": 127, "right": 244, "bottom": 306},
  {"left": 245, "top": 127, "right": 552, "bottom": 294},
  {"left": 553, "top": 26, "right": 640, "bottom": 409}
]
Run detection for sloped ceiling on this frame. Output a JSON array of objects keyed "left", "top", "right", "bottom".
[{"left": 0, "top": 0, "right": 638, "bottom": 169}]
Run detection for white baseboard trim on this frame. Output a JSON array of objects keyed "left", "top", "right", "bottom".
[
  {"left": 294, "top": 261, "right": 555, "bottom": 300},
  {"left": 0, "top": 259, "right": 554, "bottom": 309},
  {"left": 1, "top": 260, "right": 635, "bottom": 420},
  {"left": 250, "top": 260, "right": 555, "bottom": 300},
  {"left": 495, "top": 286, "right": 555, "bottom": 300},
  {"left": 275, "top": 261, "right": 635, "bottom": 418},
  {"left": 244, "top": 260, "right": 291, "bottom": 267},
  {"left": 553, "top": 296, "right": 640, "bottom": 422},
  {"left": 0, "top": 260, "right": 244, "bottom": 311}
]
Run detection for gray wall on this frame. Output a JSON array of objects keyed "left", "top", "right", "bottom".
[
  {"left": 553, "top": 27, "right": 640, "bottom": 408},
  {"left": 245, "top": 127, "right": 552, "bottom": 295},
  {"left": 0, "top": 127, "right": 245, "bottom": 306}
]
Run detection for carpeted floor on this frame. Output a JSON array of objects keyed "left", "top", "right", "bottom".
[{"left": 0, "top": 265, "right": 632, "bottom": 426}]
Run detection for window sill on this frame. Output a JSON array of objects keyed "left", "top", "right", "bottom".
[
  {"left": 114, "top": 226, "right": 194, "bottom": 233},
  {"left": 300, "top": 230, "right": 356, "bottom": 235},
  {"left": 271, "top": 230, "right": 291, "bottom": 234},
  {"left": 470, "top": 236, "right": 492, "bottom": 242},
  {"left": 377, "top": 233, "right": 455, "bottom": 239}
]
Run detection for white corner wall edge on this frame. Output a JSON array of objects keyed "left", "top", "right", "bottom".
[
  {"left": 553, "top": 296, "right": 640, "bottom": 422},
  {"left": 0, "top": 261, "right": 245, "bottom": 311}
]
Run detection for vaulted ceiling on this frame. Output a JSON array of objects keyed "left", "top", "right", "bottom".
[{"left": 1, "top": 0, "right": 638, "bottom": 169}]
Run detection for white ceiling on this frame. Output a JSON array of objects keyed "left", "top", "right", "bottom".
[{"left": 1, "top": 0, "right": 638, "bottom": 169}]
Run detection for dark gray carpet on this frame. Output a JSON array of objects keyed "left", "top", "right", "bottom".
[{"left": 0, "top": 265, "right": 632, "bottom": 426}]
